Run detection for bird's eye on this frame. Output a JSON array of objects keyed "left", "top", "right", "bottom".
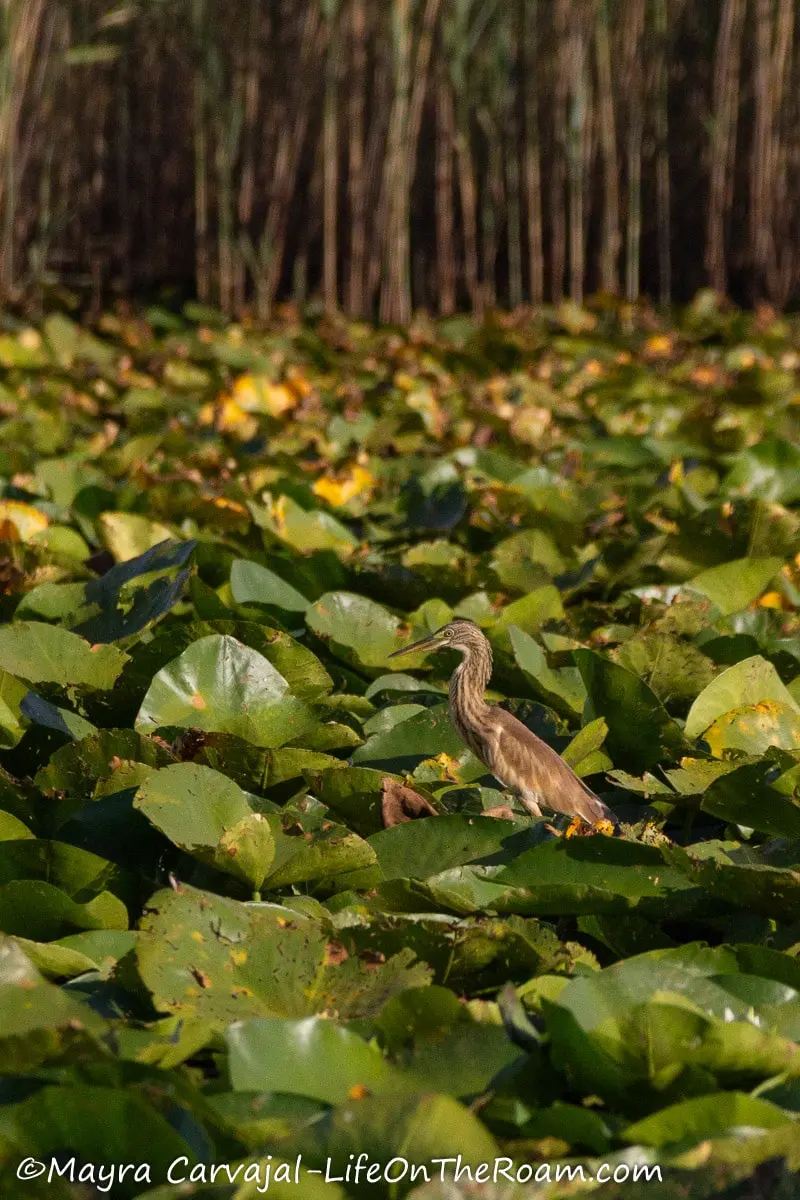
[{"left": 443, "top": 628, "right": 454, "bottom": 638}]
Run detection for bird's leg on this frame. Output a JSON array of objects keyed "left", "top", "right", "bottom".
[{"left": 518, "top": 789, "right": 543, "bottom": 818}]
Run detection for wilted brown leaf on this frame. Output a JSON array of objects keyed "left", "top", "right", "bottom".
[{"left": 381, "top": 777, "right": 437, "bottom": 827}]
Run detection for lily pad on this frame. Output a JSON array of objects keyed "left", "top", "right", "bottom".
[
  {"left": 226, "top": 1017, "right": 400, "bottom": 1103},
  {"left": 35, "top": 728, "right": 175, "bottom": 804},
  {"left": 99, "top": 512, "right": 176, "bottom": 561},
  {"left": 0, "top": 880, "right": 128, "bottom": 940},
  {"left": 352, "top": 704, "right": 484, "bottom": 777},
  {"left": 208, "top": 621, "right": 333, "bottom": 701},
  {"left": 490, "top": 529, "right": 566, "bottom": 591},
  {"left": 685, "top": 655, "right": 800, "bottom": 740},
  {"left": 136, "top": 884, "right": 431, "bottom": 1026},
  {"left": 574, "top": 648, "right": 685, "bottom": 772},
  {"left": 543, "top": 945, "right": 800, "bottom": 1103},
  {"left": 135, "top": 763, "right": 275, "bottom": 889},
  {"left": 510, "top": 625, "right": 586, "bottom": 716},
  {"left": 6, "top": 298, "right": 800, "bottom": 1186},
  {"left": 253, "top": 493, "right": 359, "bottom": 557},
  {"left": 306, "top": 592, "right": 408, "bottom": 669},
  {"left": 703, "top": 701, "right": 800, "bottom": 757},
  {"left": 612, "top": 631, "right": 717, "bottom": 709},
  {"left": 561, "top": 717, "right": 612, "bottom": 778},
  {"left": 690, "top": 556, "right": 783, "bottom": 615},
  {"left": 0, "top": 938, "right": 106, "bottom": 1042},
  {"left": 494, "top": 837, "right": 701, "bottom": 918},
  {"left": 724, "top": 436, "right": 800, "bottom": 505},
  {"left": 369, "top": 814, "right": 520, "bottom": 882},
  {"left": 490, "top": 585, "right": 565, "bottom": 644},
  {"left": 624, "top": 1091, "right": 792, "bottom": 1148},
  {"left": 0, "top": 812, "right": 33, "bottom": 841},
  {"left": 263, "top": 811, "right": 377, "bottom": 889},
  {"left": 0, "top": 623, "right": 128, "bottom": 689},
  {"left": 699, "top": 762, "right": 800, "bottom": 838},
  {"left": 135, "top": 633, "right": 315, "bottom": 748},
  {"left": 0, "top": 670, "right": 27, "bottom": 748},
  {"left": 230, "top": 558, "right": 311, "bottom": 614},
  {"left": 20, "top": 692, "right": 96, "bottom": 741}
]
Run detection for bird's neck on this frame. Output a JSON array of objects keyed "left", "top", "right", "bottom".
[{"left": 448, "top": 646, "right": 492, "bottom": 748}]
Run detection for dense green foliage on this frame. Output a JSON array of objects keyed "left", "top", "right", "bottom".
[{"left": 0, "top": 293, "right": 799, "bottom": 1196}]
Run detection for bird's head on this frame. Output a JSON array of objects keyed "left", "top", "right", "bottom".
[{"left": 388, "top": 618, "right": 488, "bottom": 660}]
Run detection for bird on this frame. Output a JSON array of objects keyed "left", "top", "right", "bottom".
[{"left": 388, "top": 618, "right": 616, "bottom": 826}]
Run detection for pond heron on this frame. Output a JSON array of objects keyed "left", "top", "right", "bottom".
[{"left": 388, "top": 618, "right": 615, "bottom": 826}]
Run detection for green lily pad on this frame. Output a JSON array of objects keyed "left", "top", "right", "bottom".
[
  {"left": 20, "top": 692, "right": 96, "bottom": 741},
  {"left": 135, "top": 763, "right": 275, "bottom": 889},
  {"left": 4, "top": 1083, "right": 198, "bottom": 1189},
  {"left": 490, "top": 585, "right": 565, "bottom": 645},
  {"left": 99, "top": 512, "right": 176, "bottom": 561},
  {"left": 662, "top": 845, "right": 800, "bottom": 923},
  {"left": 288, "top": 1089, "right": 499, "bottom": 1180},
  {"left": 510, "top": 625, "right": 586, "bottom": 716},
  {"left": 574, "top": 648, "right": 685, "bottom": 772},
  {"left": 253, "top": 493, "right": 359, "bottom": 557},
  {"left": 0, "top": 880, "right": 128, "bottom": 940},
  {"left": 494, "top": 837, "right": 701, "bottom": 917},
  {"left": 689, "top": 556, "right": 783, "bottom": 615},
  {"left": 342, "top": 915, "right": 569, "bottom": 995},
  {"left": 304, "top": 766, "right": 402, "bottom": 836},
  {"left": 30, "top": 525, "right": 91, "bottom": 560},
  {"left": 0, "top": 811, "right": 33, "bottom": 840},
  {"left": 703, "top": 701, "right": 800, "bottom": 757},
  {"left": 369, "top": 815, "right": 518, "bottom": 883},
  {"left": 206, "top": 620, "right": 333, "bottom": 701},
  {"left": 306, "top": 591, "right": 408, "bottom": 669},
  {"left": 15, "top": 580, "right": 91, "bottom": 623},
  {"left": 0, "top": 669, "right": 27, "bottom": 748},
  {"left": 724, "top": 436, "right": 800, "bottom": 505},
  {"left": 54, "top": 929, "right": 138, "bottom": 968},
  {"left": 264, "top": 812, "right": 376, "bottom": 889},
  {"left": 9, "top": 935, "right": 99, "bottom": 979},
  {"left": 9, "top": 297, "right": 800, "bottom": 1180},
  {"left": 230, "top": 558, "right": 311, "bottom": 613},
  {"left": 613, "top": 631, "right": 717, "bottom": 709},
  {"left": 352, "top": 704, "right": 483, "bottom": 777},
  {"left": 624, "top": 1091, "right": 792, "bottom": 1148},
  {"left": 43, "top": 312, "right": 115, "bottom": 367},
  {"left": 543, "top": 945, "right": 800, "bottom": 1103},
  {"left": 35, "top": 727, "right": 175, "bottom": 805},
  {"left": 135, "top": 633, "right": 315, "bottom": 748},
  {"left": 0, "top": 623, "right": 128, "bottom": 689},
  {"left": 561, "top": 717, "right": 612, "bottom": 778},
  {"left": 685, "top": 655, "right": 800, "bottom": 740},
  {"left": 490, "top": 529, "right": 566, "bottom": 591},
  {"left": 0, "top": 937, "right": 106, "bottom": 1042},
  {"left": 226, "top": 1017, "right": 400, "bottom": 1103},
  {"left": 363, "top": 703, "right": 427, "bottom": 736},
  {"left": 136, "top": 884, "right": 431, "bottom": 1026}
]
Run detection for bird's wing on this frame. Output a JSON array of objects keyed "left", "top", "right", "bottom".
[{"left": 485, "top": 708, "right": 615, "bottom": 824}]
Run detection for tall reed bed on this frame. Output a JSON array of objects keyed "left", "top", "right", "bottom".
[{"left": 3, "top": 0, "right": 800, "bottom": 316}]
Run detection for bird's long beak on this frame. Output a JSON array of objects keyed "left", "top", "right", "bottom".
[{"left": 387, "top": 632, "right": 442, "bottom": 659}]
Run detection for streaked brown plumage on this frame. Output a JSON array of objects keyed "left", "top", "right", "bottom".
[{"left": 388, "top": 618, "right": 615, "bottom": 825}]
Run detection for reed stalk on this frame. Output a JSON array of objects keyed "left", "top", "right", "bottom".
[
  {"left": 707, "top": 0, "right": 745, "bottom": 297},
  {"left": 346, "top": 0, "right": 367, "bottom": 315},
  {"left": 2, "top": 0, "right": 800, "bottom": 316}
]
